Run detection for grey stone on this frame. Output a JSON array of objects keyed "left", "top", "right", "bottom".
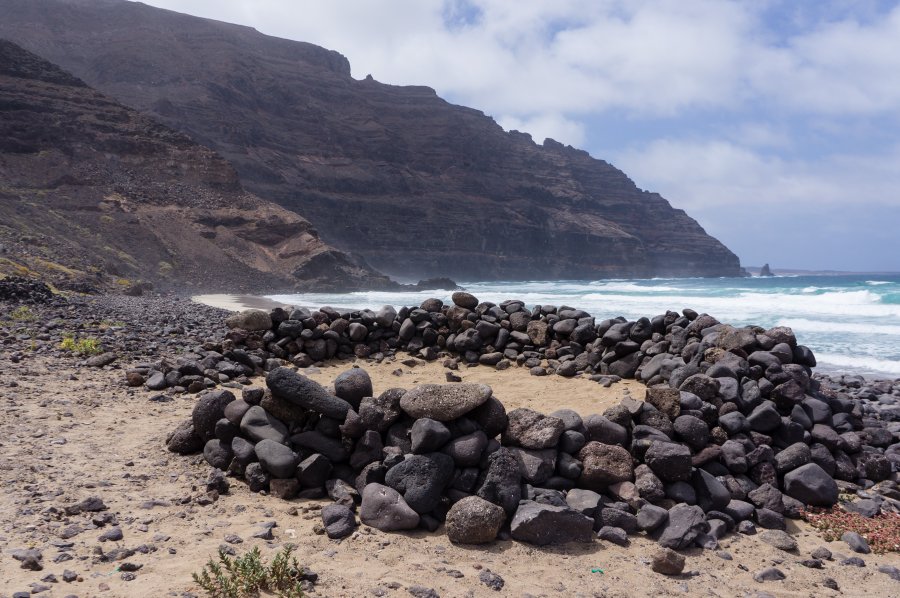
[
  {"left": 255, "top": 439, "right": 298, "bottom": 478},
  {"left": 333, "top": 368, "right": 373, "bottom": 410},
  {"left": 322, "top": 504, "right": 357, "bottom": 539},
  {"left": 399, "top": 383, "right": 492, "bottom": 421},
  {"left": 384, "top": 453, "right": 455, "bottom": 514},
  {"left": 651, "top": 547, "right": 685, "bottom": 575},
  {"left": 240, "top": 405, "right": 289, "bottom": 445},
  {"left": 359, "top": 484, "right": 419, "bottom": 531},
  {"left": 445, "top": 496, "right": 505, "bottom": 544},
  {"left": 192, "top": 389, "right": 236, "bottom": 442},
  {"left": 509, "top": 501, "right": 594, "bottom": 545},
  {"left": 503, "top": 408, "right": 565, "bottom": 449},
  {"left": 657, "top": 504, "right": 708, "bottom": 549},
  {"left": 267, "top": 367, "right": 352, "bottom": 420},
  {"left": 645, "top": 441, "right": 692, "bottom": 482},
  {"left": 782, "top": 463, "right": 838, "bottom": 506}
]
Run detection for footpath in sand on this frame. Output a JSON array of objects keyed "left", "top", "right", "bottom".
[{"left": 2, "top": 354, "right": 898, "bottom": 598}]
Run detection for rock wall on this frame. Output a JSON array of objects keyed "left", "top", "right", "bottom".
[{"left": 159, "top": 293, "right": 899, "bottom": 552}]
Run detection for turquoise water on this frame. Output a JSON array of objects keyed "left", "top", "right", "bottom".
[{"left": 267, "top": 275, "right": 900, "bottom": 378}]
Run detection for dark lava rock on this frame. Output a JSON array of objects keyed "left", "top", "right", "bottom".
[
  {"left": 322, "top": 504, "right": 357, "bottom": 539},
  {"left": 637, "top": 504, "right": 669, "bottom": 532},
  {"left": 644, "top": 441, "right": 693, "bottom": 482},
  {"left": 657, "top": 504, "right": 708, "bottom": 549},
  {"left": 266, "top": 367, "right": 351, "bottom": 420},
  {"left": 359, "top": 483, "right": 419, "bottom": 532},
  {"left": 509, "top": 501, "right": 594, "bottom": 545},
  {"left": 384, "top": 453, "right": 455, "bottom": 514},
  {"left": 255, "top": 439, "right": 298, "bottom": 478},
  {"left": 782, "top": 463, "right": 838, "bottom": 506},
  {"left": 479, "top": 569, "right": 505, "bottom": 591},
  {"left": 166, "top": 419, "right": 204, "bottom": 454},
  {"left": 240, "top": 405, "right": 289, "bottom": 444},
  {"left": 597, "top": 525, "right": 629, "bottom": 546},
  {"left": 410, "top": 418, "right": 452, "bottom": 454},
  {"left": 203, "top": 439, "right": 234, "bottom": 470},
  {"left": 476, "top": 447, "right": 523, "bottom": 516},
  {"left": 399, "top": 383, "right": 491, "bottom": 421},
  {"left": 445, "top": 496, "right": 505, "bottom": 544},
  {"left": 577, "top": 442, "right": 634, "bottom": 490},
  {"left": 192, "top": 389, "right": 236, "bottom": 442},
  {"left": 333, "top": 368, "right": 373, "bottom": 410},
  {"left": 503, "top": 408, "right": 565, "bottom": 449}
]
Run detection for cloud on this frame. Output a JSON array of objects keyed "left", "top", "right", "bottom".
[{"left": 616, "top": 138, "right": 900, "bottom": 210}]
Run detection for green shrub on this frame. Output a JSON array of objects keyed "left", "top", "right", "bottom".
[
  {"left": 59, "top": 335, "right": 102, "bottom": 356},
  {"left": 192, "top": 545, "right": 305, "bottom": 598},
  {"left": 10, "top": 305, "right": 36, "bottom": 321}
]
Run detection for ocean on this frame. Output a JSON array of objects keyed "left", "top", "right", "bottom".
[{"left": 265, "top": 275, "right": 900, "bottom": 379}]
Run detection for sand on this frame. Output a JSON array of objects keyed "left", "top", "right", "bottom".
[{"left": 2, "top": 352, "right": 899, "bottom": 598}]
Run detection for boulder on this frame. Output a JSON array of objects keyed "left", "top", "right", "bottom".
[
  {"left": 782, "top": 463, "right": 839, "bottom": 507},
  {"left": 400, "top": 383, "right": 492, "bottom": 421},
  {"left": 445, "top": 496, "right": 505, "bottom": 544},
  {"left": 657, "top": 504, "right": 709, "bottom": 549},
  {"left": 384, "top": 453, "right": 455, "bottom": 514},
  {"left": 192, "top": 389, "right": 236, "bottom": 442},
  {"left": 240, "top": 405, "right": 289, "bottom": 444},
  {"left": 503, "top": 408, "right": 565, "bottom": 449},
  {"left": 266, "top": 367, "right": 352, "bottom": 420},
  {"left": 254, "top": 439, "right": 298, "bottom": 478},
  {"left": 509, "top": 501, "right": 594, "bottom": 545},
  {"left": 644, "top": 441, "right": 692, "bottom": 482},
  {"left": 359, "top": 483, "right": 419, "bottom": 532},
  {"left": 333, "top": 368, "right": 373, "bottom": 409},
  {"left": 225, "top": 310, "right": 272, "bottom": 331},
  {"left": 577, "top": 442, "right": 634, "bottom": 490},
  {"left": 322, "top": 504, "right": 357, "bottom": 539}
]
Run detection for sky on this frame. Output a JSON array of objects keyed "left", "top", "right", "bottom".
[{"left": 140, "top": 0, "right": 900, "bottom": 272}]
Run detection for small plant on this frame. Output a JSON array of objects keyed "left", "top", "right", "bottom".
[
  {"left": 802, "top": 506, "right": 900, "bottom": 553},
  {"left": 59, "top": 335, "right": 102, "bottom": 356},
  {"left": 192, "top": 545, "right": 306, "bottom": 598},
  {"left": 10, "top": 305, "right": 36, "bottom": 321}
]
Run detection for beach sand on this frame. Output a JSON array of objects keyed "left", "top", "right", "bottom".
[{"left": 2, "top": 352, "right": 899, "bottom": 598}]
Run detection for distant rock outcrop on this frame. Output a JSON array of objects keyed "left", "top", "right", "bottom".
[
  {"left": 759, "top": 264, "right": 774, "bottom": 277},
  {"left": 0, "top": 0, "right": 744, "bottom": 281},
  {"left": 0, "top": 39, "right": 390, "bottom": 292}
]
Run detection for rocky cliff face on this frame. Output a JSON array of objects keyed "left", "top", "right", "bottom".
[
  {"left": 0, "top": 39, "right": 391, "bottom": 292},
  {"left": 0, "top": 0, "right": 744, "bottom": 281}
]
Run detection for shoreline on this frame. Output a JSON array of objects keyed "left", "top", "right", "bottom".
[{"left": 2, "top": 288, "right": 899, "bottom": 597}]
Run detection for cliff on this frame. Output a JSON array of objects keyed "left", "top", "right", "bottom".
[
  {"left": 0, "top": 0, "right": 744, "bottom": 281},
  {"left": 0, "top": 39, "right": 391, "bottom": 292}
]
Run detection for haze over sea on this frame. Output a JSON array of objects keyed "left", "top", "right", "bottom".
[{"left": 264, "top": 275, "right": 900, "bottom": 379}]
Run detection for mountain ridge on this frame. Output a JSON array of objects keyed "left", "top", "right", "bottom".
[
  {"left": 0, "top": 0, "right": 745, "bottom": 281},
  {"left": 0, "top": 38, "right": 392, "bottom": 292}
]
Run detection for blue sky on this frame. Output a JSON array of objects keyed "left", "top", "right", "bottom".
[{"left": 142, "top": 0, "right": 900, "bottom": 272}]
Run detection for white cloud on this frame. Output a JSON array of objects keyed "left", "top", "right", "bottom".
[
  {"left": 615, "top": 138, "right": 900, "bottom": 210},
  {"left": 496, "top": 113, "right": 586, "bottom": 147}
]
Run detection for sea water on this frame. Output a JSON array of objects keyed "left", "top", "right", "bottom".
[{"left": 266, "top": 274, "right": 900, "bottom": 379}]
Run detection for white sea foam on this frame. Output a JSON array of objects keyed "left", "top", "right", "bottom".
[
  {"left": 815, "top": 353, "right": 900, "bottom": 377},
  {"left": 866, "top": 280, "right": 891, "bottom": 286},
  {"left": 776, "top": 318, "right": 900, "bottom": 336}
]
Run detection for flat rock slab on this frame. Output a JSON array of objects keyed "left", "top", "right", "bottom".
[
  {"left": 509, "top": 501, "right": 593, "bottom": 546},
  {"left": 399, "top": 383, "right": 491, "bottom": 421}
]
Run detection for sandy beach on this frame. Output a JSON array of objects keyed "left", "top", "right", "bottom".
[{"left": 3, "top": 350, "right": 899, "bottom": 598}]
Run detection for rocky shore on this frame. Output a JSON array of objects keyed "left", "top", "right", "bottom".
[{"left": 1, "top": 282, "right": 898, "bottom": 597}]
